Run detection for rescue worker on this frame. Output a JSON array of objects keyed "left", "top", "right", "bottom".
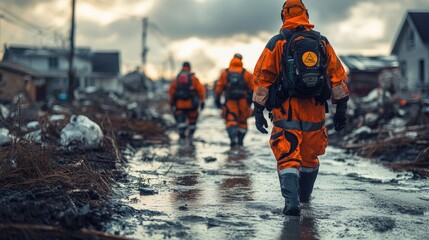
[
  {"left": 215, "top": 53, "right": 255, "bottom": 147},
  {"left": 252, "top": 0, "right": 349, "bottom": 216},
  {"left": 169, "top": 62, "right": 206, "bottom": 141}
]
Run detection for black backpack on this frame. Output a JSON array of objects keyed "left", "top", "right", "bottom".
[
  {"left": 266, "top": 28, "right": 331, "bottom": 111},
  {"left": 226, "top": 69, "right": 247, "bottom": 100},
  {"left": 174, "top": 72, "right": 194, "bottom": 100}
]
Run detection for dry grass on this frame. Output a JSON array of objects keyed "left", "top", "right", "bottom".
[{"left": 0, "top": 140, "right": 111, "bottom": 196}]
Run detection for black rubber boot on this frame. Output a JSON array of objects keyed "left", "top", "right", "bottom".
[
  {"left": 179, "top": 131, "right": 186, "bottom": 140},
  {"left": 227, "top": 126, "right": 238, "bottom": 147},
  {"left": 188, "top": 125, "right": 196, "bottom": 142},
  {"left": 237, "top": 129, "right": 247, "bottom": 146},
  {"left": 299, "top": 169, "right": 318, "bottom": 203},
  {"left": 176, "top": 114, "right": 187, "bottom": 141},
  {"left": 279, "top": 173, "right": 300, "bottom": 216}
]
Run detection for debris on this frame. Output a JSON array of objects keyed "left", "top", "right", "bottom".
[
  {"left": 0, "top": 128, "right": 12, "bottom": 146},
  {"left": 329, "top": 88, "right": 429, "bottom": 177},
  {"left": 60, "top": 115, "right": 104, "bottom": 150},
  {"left": 0, "top": 104, "right": 10, "bottom": 119},
  {"left": 139, "top": 187, "right": 157, "bottom": 196},
  {"left": 204, "top": 156, "right": 217, "bottom": 163}
]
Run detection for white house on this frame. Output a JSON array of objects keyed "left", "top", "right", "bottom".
[
  {"left": 392, "top": 11, "right": 429, "bottom": 98},
  {"left": 2, "top": 45, "right": 121, "bottom": 99}
]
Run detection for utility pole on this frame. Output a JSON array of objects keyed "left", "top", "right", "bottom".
[
  {"left": 67, "top": 0, "right": 76, "bottom": 103},
  {"left": 141, "top": 17, "right": 149, "bottom": 70}
]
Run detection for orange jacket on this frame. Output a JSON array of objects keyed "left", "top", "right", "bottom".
[
  {"left": 253, "top": 0, "right": 348, "bottom": 106},
  {"left": 169, "top": 69, "right": 206, "bottom": 109},
  {"left": 215, "top": 57, "right": 254, "bottom": 97}
]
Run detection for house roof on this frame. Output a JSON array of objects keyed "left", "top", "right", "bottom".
[
  {"left": 392, "top": 11, "right": 429, "bottom": 54},
  {"left": 409, "top": 12, "right": 429, "bottom": 43},
  {"left": 339, "top": 55, "right": 398, "bottom": 72},
  {"left": 2, "top": 45, "right": 92, "bottom": 61},
  {"left": 0, "top": 61, "right": 40, "bottom": 77},
  {"left": 91, "top": 52, "right": 120, "bottom": 74}
]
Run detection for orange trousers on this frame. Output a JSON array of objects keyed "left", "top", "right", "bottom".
[
  {"left": 222, "top": 98, "right": 252, "bottom": 130},
  {"left": 269, "top": 98, "right": 328, "bottom": 174}
]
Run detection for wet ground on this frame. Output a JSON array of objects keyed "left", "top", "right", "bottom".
[{"left": 115, "top": 103, "right": 429, "bottom": 240}]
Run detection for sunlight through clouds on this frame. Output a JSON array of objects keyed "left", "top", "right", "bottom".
[
  {"left": 168, "top": 34, "right": 269, "bottom": 82},
  {"left": 76, "top": 0, "right": 155, "bottom": 25},
  {"left": 331, "top": 1, "right": 403, "bottom": 55},
  {"left": 338, "top": 2, "right": 385, "bottom": 41},
  {"left": 2, "top": 0, "right": 429, "bottom": 80}
]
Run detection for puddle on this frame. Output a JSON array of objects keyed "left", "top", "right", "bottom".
[{"left": 113, "top": 105, "right": 429, "bottom": 239}]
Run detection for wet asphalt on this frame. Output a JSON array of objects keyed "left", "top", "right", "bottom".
[{"left": 117, "top": 102, "right": 429, "bottom": 240}]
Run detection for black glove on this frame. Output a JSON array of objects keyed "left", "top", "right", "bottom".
[
  {"left": 333, "top": 100, "right": 347, "bottom": 131},
  {"left": 200, "top": 102, "right": 205, "bottom": 111},
  {"left": 247, "top": 91, "right": 253, "bottom": 105},
  {"left": 215, "top": 95, "right": 222, "bottom": 109},
  {"left": 254, "top": 102, "right": 268, "bottom": 134}
]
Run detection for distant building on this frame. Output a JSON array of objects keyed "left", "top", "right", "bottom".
[
  {"left": 0, "top": 61, "right": 43, "bottom": 102},
  {"left": 392, "top": 11, "right": 429, "bottom": 97},
  {"left": 2, "top": 45, "right": 121, "bottom": 100},
  {"left": 91, "top": 52, "right": 121, "bottom": 91},
  {"left": 340, "top": 55, "right": 399, "bottom": 96}
]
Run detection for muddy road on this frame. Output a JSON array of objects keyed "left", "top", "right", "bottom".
[{"left": 115, "top": 102, "right": 429, "bottom": 240}]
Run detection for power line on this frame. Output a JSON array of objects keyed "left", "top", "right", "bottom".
[
  {"left": 148, "top": 22, "right": 169, "bottom": 46},
  {"left": 148, "top": 21, "right": 176, "bottom": 77},
  {"left": 0, "top": 9, "right": 68, "bottom": 51},
  {"left": 0, "top": 7, "right": 67, "bottom": 41},
  {"left": 0, "top": 6, "right": 45, "bottom": 31}
]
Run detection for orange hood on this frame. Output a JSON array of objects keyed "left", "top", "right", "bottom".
[
  {"left": 228, "top": 57, "right": 243, "bottom": 72},
  {"left": 281, "top": 0, "right": 314, "bottom": 31}
]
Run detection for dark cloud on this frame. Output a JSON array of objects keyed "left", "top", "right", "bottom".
[
  {"left": 3, "top": 0, "right": 429, "bottom": 79},
  {"left": 148, "top": 0, "right": 281, "bottom": 40}
]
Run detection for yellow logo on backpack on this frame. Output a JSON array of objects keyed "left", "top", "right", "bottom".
[{"left": 302, "top": 51, "right": 318, "bottom": 67}]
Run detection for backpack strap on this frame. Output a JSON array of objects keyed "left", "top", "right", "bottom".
[
  {"left": 305, "top": 30, "right": 328, "bottom": 64},
  {"left": 280, "top": 29, "right": 293, "bottom": 42}
]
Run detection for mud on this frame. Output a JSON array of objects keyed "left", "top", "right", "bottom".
[
  {"left": 1, "top": 94, "right": 429, "bottom": 239},
  {"left": 107, "top": 104, "right": 429, "bottom": 239},
  {"left": 0, "top": 91, "right": 171, "bottom": 239}
]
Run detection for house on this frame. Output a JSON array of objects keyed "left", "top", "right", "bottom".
[
  {"left": 0, "top": 61, "right": 44, "bottom": 102},
  {"left": 91, "top": 52, "right": 121, "bottom": 91},
  {"left": 340, "top": 55, "right": 399, "bottom": 96},
  {"left": 392, "top": 11, "right": 429, "bottom": 98},
  {"left": 2, "top": 45, "right": 121, "bottom": 99}
]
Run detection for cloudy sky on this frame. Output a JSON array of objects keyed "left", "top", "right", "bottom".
[{"left": 1, "top": 0, "right": 429, "bottom": 83}]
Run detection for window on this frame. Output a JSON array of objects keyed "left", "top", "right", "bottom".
[
  {"left": 419, "top": 59, "right": 425, "bottom": 83},
  {"left": 48, "top": 57, "right": 59, "bottom": 70},
  {"left": 406, "top": 29, "right": 415, "bottom": 49},
  {"left": 400, "top": 61, "right": 407, "bottom": 78}
]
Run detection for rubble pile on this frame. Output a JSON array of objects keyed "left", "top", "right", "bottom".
[
  {"left": 0, "top": 88, "right": 171, "bottom": 238},
  {"left": 72, "top": 88, "right": 171, "bottom": 148},
  {"left": 329, "top": 88, "right": 429, "bottom": 177}
]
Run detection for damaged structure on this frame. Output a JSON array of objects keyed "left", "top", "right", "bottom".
[{"left": 1, "top": 45, "right": 122, "bottom": 102}]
